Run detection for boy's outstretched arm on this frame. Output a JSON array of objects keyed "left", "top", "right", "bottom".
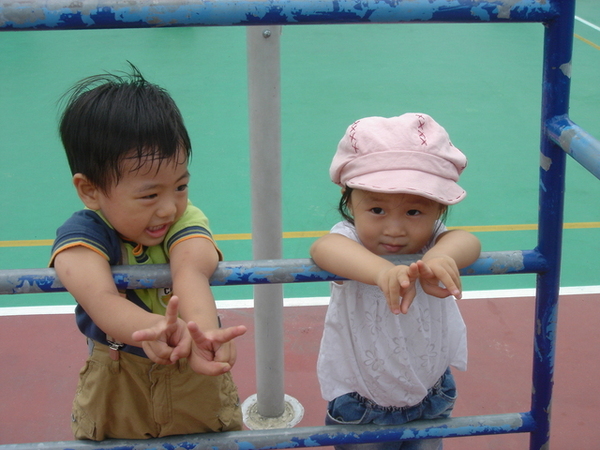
[
  {"left": 169, "top": 237, "right": 247, "bottom": 375},
  {"left": 54, "top": 246, "right": 188, "bottom": 360}
]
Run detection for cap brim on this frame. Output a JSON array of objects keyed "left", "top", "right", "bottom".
[{"left": 344, "top": 169, "right": 466, "bottom": 205}]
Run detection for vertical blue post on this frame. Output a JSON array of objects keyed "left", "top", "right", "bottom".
[{"left": 532, "top": 1, "right": 575, "bottom": 448}]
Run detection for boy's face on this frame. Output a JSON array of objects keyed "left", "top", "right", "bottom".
[
  {"left": 94, "top": 152, "right": 190, "bottom": 247},
  {"left": 349, "top": 189, "right": 442, "bottom": 256}
]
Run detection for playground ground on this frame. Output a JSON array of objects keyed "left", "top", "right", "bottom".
[{"left": 2, "top": 289, "right": 600, "bottom": 448}]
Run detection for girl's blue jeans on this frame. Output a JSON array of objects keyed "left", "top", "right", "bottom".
[{"left": 325, "top": 368, "right": 456, "bottom": 450}]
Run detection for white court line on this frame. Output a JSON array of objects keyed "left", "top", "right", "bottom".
[
  {"left": 576, "top": 15, "right": 600, "bottom": 33},
  {"left": 2, "top": 286, "right": 600, "bottom": 316}
]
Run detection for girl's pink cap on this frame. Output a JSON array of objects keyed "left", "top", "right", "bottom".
[{"left": 330, "top": 113, "right": 467, "bottom": 205}]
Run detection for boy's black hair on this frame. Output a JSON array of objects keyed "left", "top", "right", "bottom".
[
  {"left": 338, "top": 186, "right": 449, "bottom": 225},
  {"left": 59, "top": 63, "right": 191, "bottom": 193}
]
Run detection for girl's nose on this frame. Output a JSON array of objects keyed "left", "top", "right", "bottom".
[{"left": 384, "top": 219, "right": 406, "bottom": 237}]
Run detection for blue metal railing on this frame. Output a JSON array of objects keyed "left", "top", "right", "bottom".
[
  {"left": 0, "top": 250, "right": 545, "bottom": 295},
  {"left": 2, "top": 0, "right": 599, "bottom": 449},
  {"left": 0, "top": 413, "right": 537, "bottom": 450},
  {"left": 0, "top": 0, "right": 558, "bottom": 30}
]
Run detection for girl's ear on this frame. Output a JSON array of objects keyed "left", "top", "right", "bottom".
[{"left": 73, "top": 174, "right": 102, "bottom": 210}]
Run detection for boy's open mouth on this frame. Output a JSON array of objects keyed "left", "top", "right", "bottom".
[{"left": 146, "top": 224, "right": 169, "bottom": 238}]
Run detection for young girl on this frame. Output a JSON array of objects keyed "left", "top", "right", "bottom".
[{"left": 311, "top": 113, "right": 481, "bottom": 450}]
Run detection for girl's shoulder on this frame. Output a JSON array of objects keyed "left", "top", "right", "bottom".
[
  {"left": 422, "top": 220, "right": 448, "bottom": 252},
  {"left": 330, "top": 220, "right": 357, "bottom": 239}
]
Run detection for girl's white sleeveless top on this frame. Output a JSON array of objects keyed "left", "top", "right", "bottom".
[{"left": 317, "top": 220, "right": 467, "bottom": 408}]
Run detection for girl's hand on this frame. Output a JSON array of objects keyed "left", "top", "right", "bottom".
[
  {"left": 417, "top": 257, "right": 462, "bottom": 299},
  {"left": 377, "top": 257, "right": 462, "bottom": 315},
  {"left": 376, "top": 263, "right": 420, "bottom": 315}
]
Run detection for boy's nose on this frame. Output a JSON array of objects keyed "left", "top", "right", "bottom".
[{"left": 157, "top": 200, "right": 177, "bottom": 219}]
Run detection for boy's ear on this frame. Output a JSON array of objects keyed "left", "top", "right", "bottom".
[{"left": 72, "top": 174, "right": 102, "bottom": 210}]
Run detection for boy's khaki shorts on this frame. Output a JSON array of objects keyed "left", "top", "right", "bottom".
[{"left": 71, "top": 340, "right": 243, "bottom": 440}]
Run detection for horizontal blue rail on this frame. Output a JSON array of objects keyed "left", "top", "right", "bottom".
[
  {"left": 0, "top": 412, "right": 535, "bottom": 450},
  {"left": 0, "top": 250, "right": 547, "bottom": 295},
  {"left": 0, "top": 0, "right": 559, "bottom": 31},
  {"left": 545, "top": 114, "right": 600, "bottom": 181}
]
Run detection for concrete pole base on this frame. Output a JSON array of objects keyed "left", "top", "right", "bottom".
[{"left": 241, "top": 394, "right": 304, "bottom": 430}]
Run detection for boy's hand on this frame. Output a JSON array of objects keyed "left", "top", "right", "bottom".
[
  {"left": 187, "top": 322, "right": 247, "bottom": 375},
  {"left": 131, "top": 296, "right": 192, "bottom": 365},
  {"left": 186, "top": 322, "right": 247, "bottom": 376}
]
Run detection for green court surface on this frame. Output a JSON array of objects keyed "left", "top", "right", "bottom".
[{"left": 1, "top": 1, "right": 599, "bottom": 308}]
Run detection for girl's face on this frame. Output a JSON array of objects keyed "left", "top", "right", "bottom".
[{"left": 348, "top": 189, "right": 444, "bottom": 256}]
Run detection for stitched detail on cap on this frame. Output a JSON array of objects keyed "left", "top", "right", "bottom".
[
  {"left": 416, "top": 113, "right": 427, "bottom": 146},
  {"left": 350, "top": 120, "right": 360, "bottom": 152}
]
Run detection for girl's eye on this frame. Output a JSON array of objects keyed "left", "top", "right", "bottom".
[
  {"left": 407, "top": 209, "right": 421, "bottom": 216},
  {"left": 142, "top": 193, "right": 158, "bottom": 200},
  {"left": 176, "top": 184, "right": 188, "bottom": 192},
  {"left": 370, "top": 207, "right": 385, "bottom": 215}
]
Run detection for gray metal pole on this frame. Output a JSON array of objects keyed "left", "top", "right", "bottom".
[{"left": 247, "top": 25, "right": 286, "bottom": 419}]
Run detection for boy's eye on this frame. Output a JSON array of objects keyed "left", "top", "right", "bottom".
[
  {"left": 370, "top": 207, "right": 385, "bottom": 215},
  {"left": 142, "top": 193, "right": 158, "bottom": 199},
  {"left": 176, "top": 184, "right": 188, "bottom": 192},
  {"left": 407, "top": 209, "right": 421, "bottom": 216}
]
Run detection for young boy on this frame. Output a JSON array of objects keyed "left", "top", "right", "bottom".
[{"left": 50, "top": 65, "right": 247, "bottom": 440}]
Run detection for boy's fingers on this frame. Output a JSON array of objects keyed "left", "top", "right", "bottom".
[
  {"left": 189, "top": 322, "right": 247, "bottom": 345},
  {"left": 164, "top": 295, "right": 180, "bottom": 325},
  {"left": 187, "top": 321, "right": 209, "bottom": 346},
  {"left": 206, "top": 326, "right": 248, "bottom": 346},
  {"left": 215, "top": 341, "right": 238, "bottom": 366},
  {"left": 192, "top": 359, "right": 232, "bottom": 376},
  {"left": 170, "top": 333, "right": 192, "bottom": 362},
  {"left": 142, "top": 342, "right": 174, "bottom": 365},
  {"left": 132, "top": 328, "right": 158, "bottom": 342}
]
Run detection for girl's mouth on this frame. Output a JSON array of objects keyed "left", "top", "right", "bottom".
[{"left": 382, "top": 243, "right": 404, "bottom": 253}]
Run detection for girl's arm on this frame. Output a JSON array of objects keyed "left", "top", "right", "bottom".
[
  {"left": 418, "top": 229, "right": 481, "bottom": 300},
  {"left": 310, "top": 229, "right": 481, "bottom": 314},
  {"left": 310, "top": 233, "right": 396, "bottom": 285},
  {"left": 424, "top": 229, "right": 481, "bottom": 269}
]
